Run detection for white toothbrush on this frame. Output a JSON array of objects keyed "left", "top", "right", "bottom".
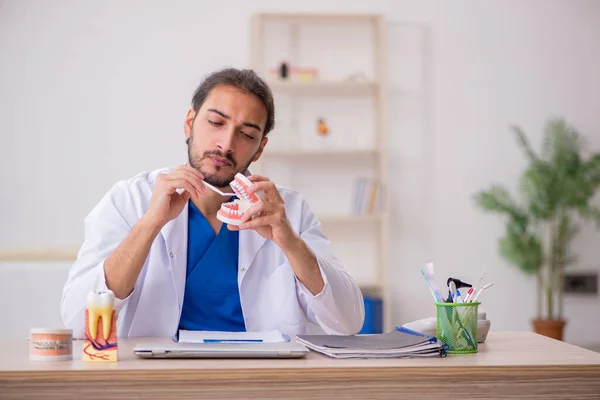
[
  {"left": 422, "top": 263, "right": 444, "bottom": 302},
  {"left": 449, "top": 281, "right": 460, "bottom": 302},
  {"left": 202, "top": 180, "right": 233, "bottom": 196},
  {"left": 472, "top": 282, "right": 494, "bottom": 302}
]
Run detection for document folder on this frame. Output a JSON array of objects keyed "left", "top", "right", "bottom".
[{"left": 296, "top": 327, "right": 448, "bottom": 359}]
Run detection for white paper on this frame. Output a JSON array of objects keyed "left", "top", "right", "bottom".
[{"left": 178, "top": 329, "right": 288, "bottom": 344}]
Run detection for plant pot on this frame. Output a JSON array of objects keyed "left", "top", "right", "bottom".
[{"left": 531, "top": 319, "right": 566, "bottom": 341}]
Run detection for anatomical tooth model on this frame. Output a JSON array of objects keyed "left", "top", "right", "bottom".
[
  {"left": 216, "top": 173, "right": 264, "bottom": 226},
  {"left": 83, "top": 289, "right": 118, "bottom": 362}
]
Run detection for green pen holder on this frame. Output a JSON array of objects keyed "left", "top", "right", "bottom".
[{"left": 435, "top": 301, "right": 480, "bottom": 354}]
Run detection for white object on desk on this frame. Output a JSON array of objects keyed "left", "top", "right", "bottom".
[{"left": 402, "top": 317, "right": 437, "bottom": 338}]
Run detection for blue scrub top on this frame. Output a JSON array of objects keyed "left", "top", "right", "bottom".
[{"left": 178, "top": 200, "right": 246, "bottom": 332}]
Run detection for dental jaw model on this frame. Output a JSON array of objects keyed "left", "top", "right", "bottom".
[
  {"left": 216, "top": 173, "right": 264, "bottom": 226},
  {"left": 83, "top": 289, "right": 118, "bottom": 362}
]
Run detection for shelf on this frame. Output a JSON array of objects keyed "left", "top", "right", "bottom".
[
  {"left": 254, "top": 12, "right": 381, "bottom": 23},
  {"left": 267, "top": 80, "right": 377, "bottom": 95},
  {"left": 252, "top": 12, "right": 392, "bottom": 332},
  {"left": 0, "top": 249, "right": 78, "bottom": 262},
  {"left": 262, "top": 148, "right": 379, "bottom": 158},
  {"left": 317, "top": 213, "right": 382, "bottom": 224}
]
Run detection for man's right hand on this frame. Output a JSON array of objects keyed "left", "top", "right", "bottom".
[{"left": 144, "top": 165, "right": 206, "bottom": 229}]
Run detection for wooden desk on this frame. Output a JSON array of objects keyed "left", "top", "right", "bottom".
[{"left": 1, "top": 332, "right": 600, "bottom": 399}]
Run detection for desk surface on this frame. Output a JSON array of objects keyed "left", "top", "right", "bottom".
[{"left": 2, "top": 331, "right": 600, "bottom": 399}]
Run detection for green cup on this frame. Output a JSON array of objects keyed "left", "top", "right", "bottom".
[{"left": 435, "top": 301, "right": 480, "bottom": 354}]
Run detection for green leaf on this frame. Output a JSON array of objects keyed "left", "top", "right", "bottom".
[
  {"left": 518, "top": 161, "right": 560, "bottom": 219},
  {"left": 512, "top": 125, "right": 540, "bottom": 163},
  {"left": 473, "top": 186, "right": 528, "bottom": 225},
  {"left": 498, "top": 216, "right": 542, "bottom": 275},
  {"left": 541, "top": 118, "right": 581, "bottom": 169},
  {"left": 582, "top": 154, "right": 600, "bottom": 190}
]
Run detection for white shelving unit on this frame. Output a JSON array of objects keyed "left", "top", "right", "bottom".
[{"left": 250, "top": 12, "right": 392, "bottom": 332}]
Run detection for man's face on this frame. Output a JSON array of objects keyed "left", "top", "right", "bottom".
[{"left": 185, "top": 85, "right": 268, "bottom": 187}]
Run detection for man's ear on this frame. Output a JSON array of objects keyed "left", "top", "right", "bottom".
[
  {"left": 251, "top": 136, "right": 269, "bottom": 162},
  {"left": 184, "top": 108, "right": 196, "bottom": 142}
]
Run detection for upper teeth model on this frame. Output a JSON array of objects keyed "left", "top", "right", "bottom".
[
  {"left": 217, "top": 173, "right": 264, "bottom": 226},
  {"left": 86, "top": 289, "right": 115, "bottom": 341}
]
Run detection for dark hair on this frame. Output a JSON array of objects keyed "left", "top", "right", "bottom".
[{"left": 191, "top": 67, "right": 275, "bottom": 137}]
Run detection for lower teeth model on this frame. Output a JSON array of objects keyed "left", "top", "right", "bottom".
[{"left": 217, "top": 173, "right": 264, "bottom": 226}]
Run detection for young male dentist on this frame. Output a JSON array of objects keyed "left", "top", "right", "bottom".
[{"left": 61, "top": 68, "right": 365, "bottom": 339}]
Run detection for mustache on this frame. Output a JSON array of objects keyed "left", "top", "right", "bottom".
[{"left": 203, "top": 150, "right": 236, "bottom": 167}]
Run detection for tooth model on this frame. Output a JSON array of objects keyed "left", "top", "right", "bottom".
[
  {"left": 83, "top": 289, "right": 118, "bottom": 362},
  {"left": 217, "top": 173, "right": 264, "bottom": 226}
]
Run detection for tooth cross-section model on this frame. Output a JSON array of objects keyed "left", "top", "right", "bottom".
[
  {"left": 216, "top": 173, "right": 264, "bottom": 226},
  {"left": 83, "top": 289, "right": 118, "bottom": 362}
]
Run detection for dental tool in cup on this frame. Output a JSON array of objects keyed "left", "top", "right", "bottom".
[
  {"left": 443, "top": 280, "right": 477, "bottom": 349},
  {"left": 464, "top": 269, "right": 487, "bottom": 302},
  {"left": 477, "top": 270, "right": 487, "bottom": 289},
  {"left": 471, "top": 282, "right": 494, "bottom": 302},
  {"left": 446, "top": 277, "right": 472, "bottom": 303},
  {"left": 463, "top": 287, "right": 476, "bottom": 302},
  {"left": 448, "top": 281, "right": 459, "bottom": 303}
]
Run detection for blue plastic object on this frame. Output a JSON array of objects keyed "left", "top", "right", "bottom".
[{"left": 358, "top": 295, "right": 383, "bottom": 334}]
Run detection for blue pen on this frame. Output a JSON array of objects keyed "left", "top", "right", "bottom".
[{"left": 202, "top": 339, "right": 263, "bottom": 343}]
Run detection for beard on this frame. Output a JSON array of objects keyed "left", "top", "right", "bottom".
[{"left": 187, "top": 137, "right": 254, "bottom": 187}]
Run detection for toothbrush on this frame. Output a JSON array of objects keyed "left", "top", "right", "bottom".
[
  {"left": 422, "top": 270, "right": 442, "bottom": 302},
  {"left": 464, "top": 270, "right": 486, "bottom": 302},
  {"left": 449, "top": 281, "right": 459, "bottom": 303},
  {"left": 422, "top": 263, "right": 444, "bottom": 302},
  {"left": 202, "top": 180, "right": 234, "bottom": 196},
  {"left": 472, "top": 282, "right": 494, "bottom": 302}
]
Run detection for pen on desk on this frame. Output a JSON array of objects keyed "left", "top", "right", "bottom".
[{"left": 202, "top": 339, "right": 263, "bottom": 343}]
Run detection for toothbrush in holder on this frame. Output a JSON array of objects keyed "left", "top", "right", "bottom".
[{"left": 471, "top": 282, "right": 494, "bottom": 302}]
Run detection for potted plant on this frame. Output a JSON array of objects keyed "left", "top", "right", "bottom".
[{"left": 473, "top": 117, "right": 600, "bottom": 340}]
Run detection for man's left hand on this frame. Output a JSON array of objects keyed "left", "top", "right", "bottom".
[{"left": 228, "top": 175, "right": 299, "bottom": 251}]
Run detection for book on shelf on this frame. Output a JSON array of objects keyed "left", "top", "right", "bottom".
[{"left": 351, "top": 177, "right": 385, "bottom": 214}]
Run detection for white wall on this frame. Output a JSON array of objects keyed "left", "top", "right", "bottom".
[{"left": 1, "top": 0, "right": 599, "bottom": 347}]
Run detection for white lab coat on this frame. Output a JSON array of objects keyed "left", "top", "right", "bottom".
[{"left": 61, "top": 167, "right": 365, "bottom": 339}]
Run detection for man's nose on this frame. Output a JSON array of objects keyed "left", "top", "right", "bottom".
[{"left": 216, "top": 126, "right": 236, "bottom": 154}]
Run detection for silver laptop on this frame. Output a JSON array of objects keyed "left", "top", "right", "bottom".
[{"left": 133, "top": 341, "right": 309, "bottom": 359}]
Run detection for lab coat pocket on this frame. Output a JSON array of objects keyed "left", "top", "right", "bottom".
[{"left": 263, "top": 263, "right": 304, "bottom": 326}]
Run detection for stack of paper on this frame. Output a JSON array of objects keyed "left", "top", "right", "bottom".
[
  {"left": 296, "top": 327, "right": 448, "bottom": 359},
  {"left": 177, "top": 329, "right": 289, "bottom": 344}
]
